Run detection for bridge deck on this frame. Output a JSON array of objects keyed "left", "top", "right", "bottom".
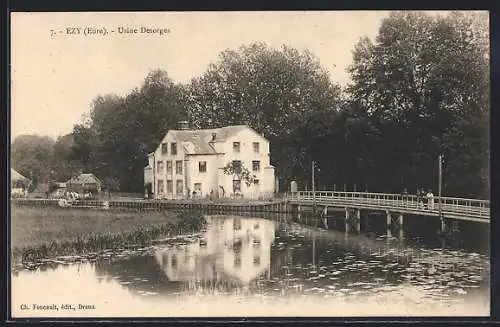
[{"left": 288, "top": 191, "right": 490, "bottom": 224}]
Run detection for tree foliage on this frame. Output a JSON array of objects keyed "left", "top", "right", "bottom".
[
  {"left": 184, "top": 42, "right": 342, "bottom": 188},
  {"left": 346, "top": 11, "right": 489, "bottom": 197},
  {"left": 10, "top": 12, "right": 489, "bottom": 199},
  {"left": 68, "top": 69, "right": 186, "bottom": 192},
  {"left": 222, "top": 161, "right": 256, "bottom": 187},
  {"left": 11, "top": 135, "right": 55, "bottom": 189}
]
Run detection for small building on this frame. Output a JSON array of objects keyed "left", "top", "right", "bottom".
[
  {"left": 11, "top": 168, "right": 31, "bottom": 197},
  {"left": 144, "top": 121, "right": 276, "bottom": 200},
  {"left": 31, "top": 182, "right": 50, "bottom": 198},
  {"left": 66, "top": 173, "right": 102, "bottom": 195}
]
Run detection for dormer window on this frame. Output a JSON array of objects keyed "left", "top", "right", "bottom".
[{"left": 233, "top": 142, "right": 240, "bottom": 153}]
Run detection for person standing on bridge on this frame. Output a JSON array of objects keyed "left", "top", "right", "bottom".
[
  {"left": 426, "top": 189, "right": 434, "bottom": 210},
  {"left": 402, "top": 188, "right": 408, "bottom": 200},
  {"left": 416, "top": 189, "right": 423, "bottom": 208}
]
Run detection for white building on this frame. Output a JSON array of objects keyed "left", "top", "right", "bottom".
[{"left": 144, "top": 121, "right": 276, "bottom": 199}]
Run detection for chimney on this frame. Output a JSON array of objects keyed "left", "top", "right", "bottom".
[{"left": 177, "top": 120, "right": 190, "bottom": 130}]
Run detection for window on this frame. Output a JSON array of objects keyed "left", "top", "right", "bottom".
[
  {"left": 199, "top": 161, "right": 207, "bottom": 173},
  {"left": 175, "top": 160, "right": 183, "bottom": 174},
  {"left": 253, "top": 142, "right": 260, "bottom": 153},
  {"left": 166, "top": 161, "right": 172, "bottom": 174},
  {"left": 233, "top": 180, "right": 241, "bottom": 193},
  {"left": 157, "top": 161, "right": 164, "bottom": 173},
  {"left": 232, "top": 160, "right": 242, "bottom": 173},
  {"left": 233, "top": 218, "right": 242, "bottom": 230},
  {"left": 171, "top": 254, "right": 177, "bottom": 268},
  {"left": 234, "top": 254, "right": 241, "bottom": 268},
  {"left": 254, "top": 223, "right": 259, "bottom": 229},
  {"left": 171, "top": 143, "right": 177, "bottom": 155},
  {"left": 161, "top": 143, "right": 168, "bottom": 154},
  {"left": 157, "top": 180, "right": 164, "bottom": 194},
  {"left": 254, "top": 179, "right": 259, "bottom": 186},
  {"left": 194, "top": 183, "right": 202, "bottom": 192},
  {"left": 176, "top": 179, "right": 183, "bottom": 195},
  {"left": 166, "top": 180, "right": 173, "bottom": 194},
  {"left": 233, "top": 141, "right": 241, "bottom": 153},
  {"left": 252, "top": 160, "right": 260, "bottom": 172},
  {"left": 253, "top": 256, "right": 261, "bottom": 266}
]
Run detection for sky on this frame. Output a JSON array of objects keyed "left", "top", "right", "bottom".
[{"left": 11, "top": 11, "right": 400, "bottom": 139}]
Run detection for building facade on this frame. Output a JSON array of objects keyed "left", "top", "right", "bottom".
[{"left": 144, "top": 122, "right": 276, "bottom": 199}]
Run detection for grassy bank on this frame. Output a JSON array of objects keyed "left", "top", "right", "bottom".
[{"left": 11, "top": 206, "right": 206, "bottom": 264}]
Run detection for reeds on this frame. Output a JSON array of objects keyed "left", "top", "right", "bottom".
[{"left": 11, "top": 206, "right": 206, "bottom": 265}]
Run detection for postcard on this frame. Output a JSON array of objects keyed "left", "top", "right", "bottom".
[{"left": 10, "top": 10, "right": 490, "bottom": 318}]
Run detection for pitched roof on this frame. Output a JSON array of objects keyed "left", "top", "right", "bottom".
[
  {"left": 11, "top": 168, "right": 29, "bottom": 182},
  {"left": 67, "top": 173, "right": 101, "bottom": 185},
  {"left": 169, "top": 129, "right": 218, "bottom": 154},
  {"left": 167, "top": 125, "right": 258, "bottom": 155},
  {"left": 32, "top": 182, "right": 49, "bottom": 193}
]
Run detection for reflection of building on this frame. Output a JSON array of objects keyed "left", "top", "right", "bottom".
[{"left": 154, "top": 216, "right": 276, "bottom": 284}]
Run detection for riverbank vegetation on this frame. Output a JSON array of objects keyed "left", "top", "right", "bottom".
[
  {"left": 11, "top": 206, "right": 206, "bottom": 264},
  {"left": 11, "top": 11, "right": 489, "bottom": 199}
]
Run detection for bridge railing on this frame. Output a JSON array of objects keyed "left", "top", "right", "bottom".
[{"left": 289, "top": 191, "right": 490, "bottom": 218}]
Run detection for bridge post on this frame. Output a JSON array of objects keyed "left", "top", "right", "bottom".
[
  {"left": 323, "top": 217, "right": 329, "bottom": 229},
  {"left": 355, "top": 209, "right": 361, "bottom": 234},
  {"left": 322, "top": 206, "right": 329, "bottom": 229},
  {"left": 345, "top": 208, "right": 350, "bottom": 233},
  {"left": 386, "top": 210, "right": 392, "bottom": 239},
  {"left": 398, "top": 213, "right": 403, "bottom": 240}
]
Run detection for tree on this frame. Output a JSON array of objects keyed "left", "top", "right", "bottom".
[
  {"left": 77, "top": 69, "right": 186, "bottom": 192},
  {"left": 184, "top": 42, "right": 343, "bottom": 188},
  {"left": 222, "top": 161, "right": 256, "bottom": 187},
  {"left": 347, "top": 11, "right": 489, "bottom": 197},
  {"left": 11, "top": 134, "right": 55, "bottom": 188},
  {"left": 51, "top": 133, "right": 83, "bottom": 182}
]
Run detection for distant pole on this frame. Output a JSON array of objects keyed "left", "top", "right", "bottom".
[
  {"left": 153, "top": 153, "right": 156, "bottom": 199},
  {"left": 312, "top": 160, "right": 316, "bottom": 215},
  {"left": 312, "top": 231, "right": 316, "bottom": 268},
  {"left": 438, "top": 155, "right": 444, "bottom": 233}
]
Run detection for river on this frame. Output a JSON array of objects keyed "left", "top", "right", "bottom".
[{"left": 11, "top": 213, "right": 490, "bottom": 317}]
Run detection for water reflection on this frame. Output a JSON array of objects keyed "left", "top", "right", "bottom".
[
  {"left": 11, "top": 214, "right": 490, "bottom": 317},
  {"left": 154, "top": 216, "right": 275, "bottom": 285}
]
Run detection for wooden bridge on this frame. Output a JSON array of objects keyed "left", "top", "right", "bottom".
[
  {"left": 288, "top": 191, "right": 490, "bottom": 223},
  {"left": 12, "top": 190, "right": 489, "bottom": 240},
  {"left": 287, "top": 191, "right": 490, "bottom": 239}
]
